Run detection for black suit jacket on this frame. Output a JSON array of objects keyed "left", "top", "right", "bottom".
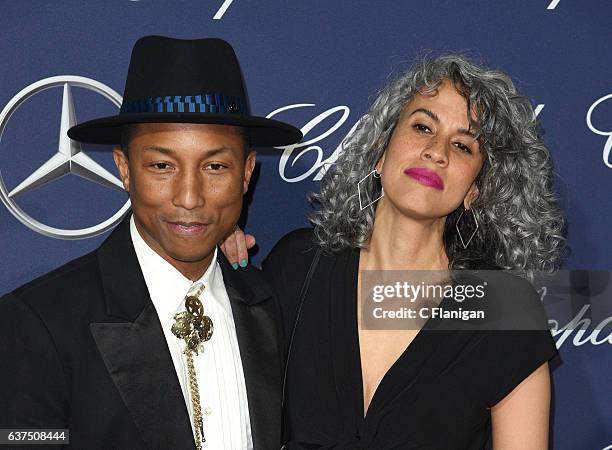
[{"left": 0, "top": 218, "right": 282, "bottom": 450}]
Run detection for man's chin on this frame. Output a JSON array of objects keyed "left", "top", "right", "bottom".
[{"left": 167, "top": 249, "right": 216, "bottom": 265}]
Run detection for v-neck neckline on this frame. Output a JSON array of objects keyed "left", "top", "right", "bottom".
[{"left": 335, "top": 247, "right": 451, "bottom": 424}]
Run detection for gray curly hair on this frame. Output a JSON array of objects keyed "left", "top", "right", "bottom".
[{"left": 308, "top": 54, "right": 567, "bottom": 279}]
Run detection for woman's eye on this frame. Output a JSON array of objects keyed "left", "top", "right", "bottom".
[
  {"left": 413, "top": 123, "right": 432, "bottom": 133},
  {"left": 454, "top": 142, "right": 472, "bottom": 154}
]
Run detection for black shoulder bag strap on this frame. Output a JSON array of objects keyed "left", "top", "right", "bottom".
[{"left": 280, "top": 247, "right": 322, "bottom": 447}]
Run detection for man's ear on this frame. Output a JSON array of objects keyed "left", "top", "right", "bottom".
[
  {"left": 463, "top": 183, "right": 480, "bottom": 209},
  {"left": 243, "top": 149, "right": 256, "bottom": 194},
  {"left": 112, "top": 148, "right": 130, "bottom": 192}
]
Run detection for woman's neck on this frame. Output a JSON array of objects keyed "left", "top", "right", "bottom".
[{"left": 361, "top": 200, "right": 450, "bottom": 271}]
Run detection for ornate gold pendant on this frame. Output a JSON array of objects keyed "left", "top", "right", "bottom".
[
  {"left": 171, "top": 293, "right": 214, "bottom": 355},
  {"left": 170, "top": 284, "right": 211, "bottom": 449}
]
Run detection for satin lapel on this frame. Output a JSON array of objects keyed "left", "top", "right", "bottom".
[
  {"left": 218, "top": 251, "right": 282, "bottom": 450},
  {"left": 92, "top": 218, "right": 195, "bottom": 449},
  {"left": 90, "top": 302, "right": 195, "bottom": 449}
]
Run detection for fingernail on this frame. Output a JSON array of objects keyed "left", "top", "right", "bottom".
[
  {"left": 239, "top": 259, "right": 247, "bottom": 268},
  {"left": 232, "top": 263, "right": 239, "bottom": 270}
]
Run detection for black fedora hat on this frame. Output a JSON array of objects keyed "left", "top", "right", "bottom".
[{"left": 67, "top": 36, "right": 302, "bottom": 147}]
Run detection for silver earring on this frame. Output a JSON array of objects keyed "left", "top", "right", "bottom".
[
  {"left": 358, "top": 169, "right": 384, "bottom": 211},
  {"left": 456, "top": 207, "right": 479, "bottom": 249}
]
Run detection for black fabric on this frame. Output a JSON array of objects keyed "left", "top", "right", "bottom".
[
  {"left": 0, "top": 217, "right": 283, "bottom": 450},
  {"left": 262, "top": 228, "right": 560, "bottom": 450}
]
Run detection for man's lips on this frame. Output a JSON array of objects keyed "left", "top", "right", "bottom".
[
  {"left": 403, "top": 167, "right": 444, "bottom": 191},
  {"left": 166, "top": 221, "right": 209, "bottom": 236}
]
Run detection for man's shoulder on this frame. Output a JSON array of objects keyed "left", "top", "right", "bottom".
[
  {"left": 1, "top": 249, "right": 103, "bottom": 317},
  {"left": 9, "top": 250, "right": 100, "bottom": 298}
]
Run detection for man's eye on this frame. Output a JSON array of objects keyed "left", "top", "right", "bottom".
[
  {"left": 151, "top": 162, "right": 172, "bottom": 170},
  {"left": 205, "top": 163, "right": 227, "bottom": 171},
  {"left": 413, "top": 124, "right": 432, "bottom": 133}
]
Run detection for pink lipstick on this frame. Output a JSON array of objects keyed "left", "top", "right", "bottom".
[{"left": 403, "top": 167, "right": 444, "bottom": 191}]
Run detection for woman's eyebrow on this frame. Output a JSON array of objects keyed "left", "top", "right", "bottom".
[
  {"left": 410, "top": 108, "right": 477, "bottom": 139},
  {"left": 409, "top": 108, "right": 439, "bottom": 123},
  {"left": 457, "top": 128, "right": 477, "bottom": 139}
]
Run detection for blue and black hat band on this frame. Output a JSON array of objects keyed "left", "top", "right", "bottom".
[{"left": 120, "top": 93, "right": 245, "bottom": 115}]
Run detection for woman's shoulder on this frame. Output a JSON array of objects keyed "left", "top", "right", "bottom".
[
  {"left": 466, "top": 271, "right": 559, "bottom": 407},
  {"left": 456, "top": 269, "right": 543, "bottom": 309},
  {"left": 264, "top": 227, "right": 319, "bottom": 266},
  {"left": 476, "top": 270, "right": 547, "bottom": 323},
  {"left": 260, "top": 227, "right": 321, "bottom": 290},
  {"left": 261, "top": 228, "right": 325, "bottom": 333}
]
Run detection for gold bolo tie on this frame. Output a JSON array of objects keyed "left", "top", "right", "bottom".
[{"left": 171, "top": 282, "right": 214, "bottom": 450}]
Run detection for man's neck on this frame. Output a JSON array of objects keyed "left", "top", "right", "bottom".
[{"left": 168, "top": 254, "right": 214, "bottom": 282}]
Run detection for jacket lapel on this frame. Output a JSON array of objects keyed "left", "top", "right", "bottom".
[
  {"left": 217, "top": 250, "right": 282, "bottom": 450},
  {"left": 91, "top": 218, "right": 195, "bottom": 449}
]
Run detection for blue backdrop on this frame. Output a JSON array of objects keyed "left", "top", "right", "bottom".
[{"left": 1, "top": 1, "right": 610, "bottom": 447}]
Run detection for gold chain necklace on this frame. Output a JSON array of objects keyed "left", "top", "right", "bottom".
[{"left": 171, "top": 283, "right": 214, "bottom": 449}]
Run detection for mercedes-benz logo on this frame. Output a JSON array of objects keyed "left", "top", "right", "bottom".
[{"left": 0, "top": 75, "right": 131, "bottom": 239}]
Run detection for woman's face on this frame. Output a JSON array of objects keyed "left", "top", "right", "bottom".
[{"left": 377, "top": 79, "right": 485, "bottom": 220}]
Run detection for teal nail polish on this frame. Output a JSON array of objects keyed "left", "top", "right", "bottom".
[
  {"left": 239, "top": 259, "right": 247, "bottom": 268},
  {"left": 232, "top": 263, "right": 239, "bottom": 270}
]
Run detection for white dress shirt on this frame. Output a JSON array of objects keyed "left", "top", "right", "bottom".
[{"left": 130, "top": 216, "right": 253, "bottom": 450}]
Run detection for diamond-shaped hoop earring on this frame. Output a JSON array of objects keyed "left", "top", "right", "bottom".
[
  {"left": 358, "top": 169, "right": 384, "bottom": 211},
  {"left": 456, "top": 208, "right": 479, "bottom": 249}
]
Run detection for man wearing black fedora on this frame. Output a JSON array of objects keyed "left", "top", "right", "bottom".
[{"left": 0, "top": 36, "right": 301, "bottom": 449}]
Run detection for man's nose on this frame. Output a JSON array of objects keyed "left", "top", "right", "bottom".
[{"left": 172, "top": 170, "right": 206, "bottom": 210}]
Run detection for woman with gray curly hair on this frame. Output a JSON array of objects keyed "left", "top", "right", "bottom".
[{"left": 222, "top": 54, "right": 565, "bottom": 449}]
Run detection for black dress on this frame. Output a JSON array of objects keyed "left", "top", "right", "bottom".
[{"left": 262, "top": 228, "right": 560, "bottom": 450}]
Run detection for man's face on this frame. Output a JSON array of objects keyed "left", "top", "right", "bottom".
[{"left": 113, "top": 123, "right": 255, "bottom": 273}]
